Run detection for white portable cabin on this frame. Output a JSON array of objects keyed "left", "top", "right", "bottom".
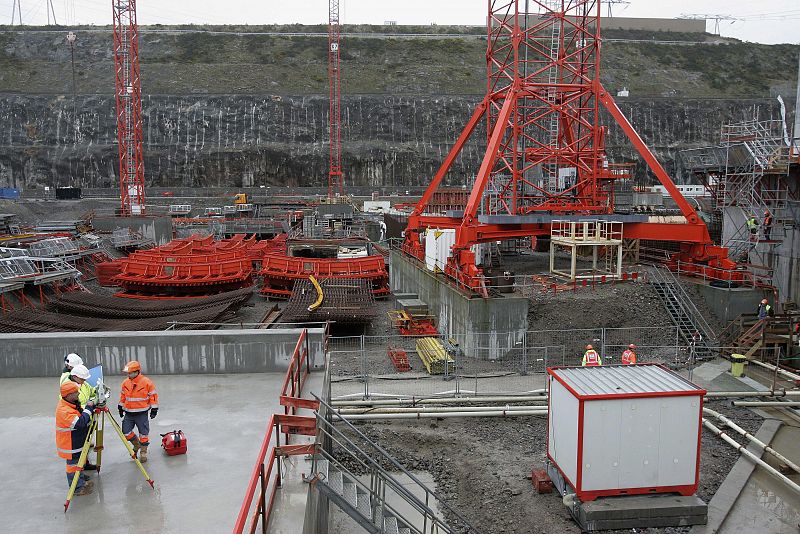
[{"left": 547, "top": 364, "right": 705, "bottom": 502}]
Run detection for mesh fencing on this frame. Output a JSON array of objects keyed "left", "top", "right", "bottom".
[{"left": 329, "top": 326, "right": 683, "bottom": 400}]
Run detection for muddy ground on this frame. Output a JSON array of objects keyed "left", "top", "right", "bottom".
[{"left": 336, "top": 400, "right": 763, "bottom": 534}]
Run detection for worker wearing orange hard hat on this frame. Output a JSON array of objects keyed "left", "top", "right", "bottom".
[
  {"left": 56, "top": 380, "right": 95, "bottom": 495},
  {"left": 621, "top": 344, "right": 637, "bottom": 365},
  {"left": 118, "top": 361, "right": 159, "bottom": 463},
  {"left": 582, "top": 344, "right": 602, "bottom": 367},
  {"left": 757, "top": 298, "right": 773, "bottom": 320}
]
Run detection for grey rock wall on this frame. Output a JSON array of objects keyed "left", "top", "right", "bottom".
[{"left": 0, "top": 93, "right": 781, "bottom": 190}]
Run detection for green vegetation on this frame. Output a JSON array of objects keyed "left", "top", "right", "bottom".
[{"left": 0, "top": 25, "right": 796, "bottom": 97}]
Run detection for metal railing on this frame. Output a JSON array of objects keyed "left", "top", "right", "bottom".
[
  {"left": 312, "top": 395, "right": 482, "bottom": 534},
  {"left": 329, "top": 326, "right": 683, "bottom": 400},
  {"left": 647, "top": 265, "right": 716, "bottom": 345},
  {"left": 233, "top": 328, "right": 319, "bottom": 534}
]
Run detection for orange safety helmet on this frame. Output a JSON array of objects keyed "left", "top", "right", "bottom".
[
  {"left": 761, "top": 299, "right": 768, "bottom": 305},
  {"left": 123, "top": 360, "right": 141, "bottom": 373},
  {"left": 60, "top": 381, "right": 79, "bottom": 397},
  {"left": 586, "top": 344, "right": 593, "bottom": 350},
  {"left": 628, "top": 344, "right": 636, "bottom": 349}
]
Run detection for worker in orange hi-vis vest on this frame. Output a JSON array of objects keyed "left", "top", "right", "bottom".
[
  {"left": 118, "top": 361, "right": 159, "bottom": 463},
  {"left": 582, "top": 345, "right": 602, "bottom": 367},
  {"left": 621, "top": 344, "right": 638, "bottom": 365},
  {"left": 56, "top": 381, "right": 95, "bottom": 495}
]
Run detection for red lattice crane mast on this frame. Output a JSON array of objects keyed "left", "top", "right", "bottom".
[
  {"left": 404, "top": 0, "right": 734, "bottom": 295},
  {"left": 112, "top": 0, "right": 146, "bottom": 216},
  {"left": 327, "top": 0, "right": 344, "bottom": 199}
]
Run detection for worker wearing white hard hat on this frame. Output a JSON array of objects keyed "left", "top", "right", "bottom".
[
  {"left": 66, "top": 364, "right": 99, "bottom": 472},
  {"left": 60, "top": 353, "right": 84, "bottom": 386}
]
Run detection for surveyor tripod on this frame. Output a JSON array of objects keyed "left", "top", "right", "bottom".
[{"left": 64, "top": 406, "right": 155, "bottom": 512}]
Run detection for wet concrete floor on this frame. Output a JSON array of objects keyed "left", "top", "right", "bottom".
[{"left": 2, "top": 373, "right": 322, "bottom": 533}]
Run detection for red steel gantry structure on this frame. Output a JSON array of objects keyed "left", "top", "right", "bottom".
[
  {"left": 403, "top": 0, "right": 735, "bottom": 294},
  {"left": 327, "top": 0, "right": 344, "bottom": 198},
  {"left": 113, "top": 0, "right": 146, "bottom": 216}
]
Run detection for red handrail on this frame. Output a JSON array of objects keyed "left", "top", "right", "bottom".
[
  {"left": 232, "top": 414, "right": 278, "bottom": 534},
  {"left": 233, "top": 328, "right": 319, "bottom": 534}
]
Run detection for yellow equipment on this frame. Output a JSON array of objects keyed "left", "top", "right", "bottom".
[
  {"left": 307, "top": 275, "right": 324, "bottom": 312},
  {"left": 415, "top": 337, "right": 455, "bottom": 375},
  {"left": 233, "top": 193, "right": 249, "bottom": 205}
]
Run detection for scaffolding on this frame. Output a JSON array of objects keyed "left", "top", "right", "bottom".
[
  {"left": 549, "top": 220, "right": 623, "bottom": 281},
  {"left": 719, "top": 119, "right": 792, "bottom": 263}
]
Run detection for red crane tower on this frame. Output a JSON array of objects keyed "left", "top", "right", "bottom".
[
  {"left": 327, "top": 0, "right": 344, "bottom": 198},
  {"left": 404, "top": 1, "right": 734, "bottom": 295},
  {"left": 112, "top": 0, "right": 146, "bottom": 216}
]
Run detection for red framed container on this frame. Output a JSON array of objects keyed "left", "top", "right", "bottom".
[{"left": 547, "top": 363, "right": 705, "bottom": 502}]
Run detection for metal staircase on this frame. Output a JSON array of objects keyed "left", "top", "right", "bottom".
[
  {"left": 719, "top": 119, "right": 792, "bottom": 267},
  {"left": 309, "top": 397, "right": 481, "bottom": 534},
  {"left": 647, "top": 266, "right": 717, "bottom": 357}
]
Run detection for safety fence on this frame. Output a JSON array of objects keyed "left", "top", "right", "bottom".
[
  {"left": 328, "top": 326, "right": 685, "bottom": 400},
  {"left": 233, "top": 329, "right": 319, "bottom": 534}
]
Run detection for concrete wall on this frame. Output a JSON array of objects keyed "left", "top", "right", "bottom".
[
  {"left": 92, "top": 215, "right": 174, "bottom": 245},
  {"left": 390, "top": 251, "right": 529, "bottom": 359},
  {"left": 696, "top": 285, "right": 771, "bottom": 323},
  {"left": 0, "top": 327, "right": 325, "bottom": 378}
]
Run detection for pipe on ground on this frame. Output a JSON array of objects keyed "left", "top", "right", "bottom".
[
  {"left": 702, "top": 419, "right": 800, "bottom": 495},
  {"left": 703, "top": 408, "right": 800, "bottom": 475},
  {"left": 748, "top": 359, "right": 800, "bottom": 382},
  {"left": 704, "top": 390, "right": 800, "bottom": 398},
  {"left": 340, "top": 409, "right": 548, "bottom": 421},
  {"left": 732, "top": 401, "right": 800, "bottom": 407},
  {"left": 331, "top": 393, "right": 548, "bottom": 407},
  {"left": 336, "top": 404, "right": 548, "bottom": 415}
]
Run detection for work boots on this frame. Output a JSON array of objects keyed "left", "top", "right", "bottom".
[
  {"left": 129, "top": 436, "right": 141, "bottom": 454},
  {"left": 139, "top": 445, "right": 148, "bottom": 463},
  {"left": 75, "top": 480, "right": 94, "bottom": 496}
]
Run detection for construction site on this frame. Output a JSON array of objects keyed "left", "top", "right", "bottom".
[{"left": 2, "top": 1, "right": 800, "bottom": 533}]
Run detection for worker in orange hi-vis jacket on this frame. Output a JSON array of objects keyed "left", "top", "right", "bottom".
[
  {"left": 621, "top": 344, "right": 638, "bottom": 365},
  {"left": 118, "top": 361, "right": 159, "bottom": 463},
  {"left": 56, "top": 381, "right": 95, "bottom": 495},
  {"left": 582, "top": 345, "right": 602, "bottom": 367}
]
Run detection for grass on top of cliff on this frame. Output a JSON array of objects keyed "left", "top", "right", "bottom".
[{"left": 0, "top": 25, "right": 796, "bottom": 97}]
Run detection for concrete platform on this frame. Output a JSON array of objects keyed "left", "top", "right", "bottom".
[
  {"left": 1, "top": 372, "right": 323, "bottom": 533},
  {"left": 576, "top": 494, "right": 708, "bottom": 531}
]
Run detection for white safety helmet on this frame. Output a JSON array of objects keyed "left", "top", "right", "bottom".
[
  {"left": 64, "top": 353, "right": 83, "bottom": 368},
  {"left": 70, "top": 364, "right": 90, "bottom": 380}
]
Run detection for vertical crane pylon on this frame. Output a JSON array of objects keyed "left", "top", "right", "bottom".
[
  {"left": 327, "top": 0, "right": 344, "bottom": 199},
  {"left": 404, "top": 1, "right": 733, "bottom": 295},
  {"left": 113, "top": 0, "right": 146, "bottom": 216}
]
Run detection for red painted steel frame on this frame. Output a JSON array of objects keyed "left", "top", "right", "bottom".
[
  {"left": 404, "top": 1, "right": 727, "bottom": 294},
  {"left": 113, "top": 0, "right": 146, "bottom": 216},
  {"left": 546, "top": 365, "right": 705, "bottom": 502},
  {"left": 328, "top": 0, "right": 344, "bottom": 198}
]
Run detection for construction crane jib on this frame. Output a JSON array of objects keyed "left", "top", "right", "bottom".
[{"left": 113, "top": 0, "right": 146, "bottom": 216}]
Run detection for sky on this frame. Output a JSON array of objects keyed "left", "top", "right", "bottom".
[{"left": 2, "top": 1, "right": 799, "bottom": 45}]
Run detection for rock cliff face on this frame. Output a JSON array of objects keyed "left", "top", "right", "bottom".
[{"left": 0, "top": 93, "right": 783, "bottom": 190}]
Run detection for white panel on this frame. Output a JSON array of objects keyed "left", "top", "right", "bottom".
[
  {"left": 581, "top": 396, "right": 701, "bottom": 492},
  {"left": 548, "top": 377, "right": 579, "bottom": 485},
  {"left": 435, "top": 229, "right": 456, "bottom": 272},
  {"left": 424, "top": 229, "right": 437, "bottom": 271},
  {"left": 580, "top": 400, "right": 623, "bottom": 491},
  {"left": 657, "top": 396, "right": 701, "bottom": 487}
]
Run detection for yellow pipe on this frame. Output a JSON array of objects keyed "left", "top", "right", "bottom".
[{"left": 307, "top": 275, "right": 324, "bottom": 312}]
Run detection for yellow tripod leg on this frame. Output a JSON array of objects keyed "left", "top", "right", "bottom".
[
  {"left": 64, "top": 414, "right": 97, "bottom": 513},
  {"left": 105, "top": 412, "right": 155, "bottom": 489}
]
